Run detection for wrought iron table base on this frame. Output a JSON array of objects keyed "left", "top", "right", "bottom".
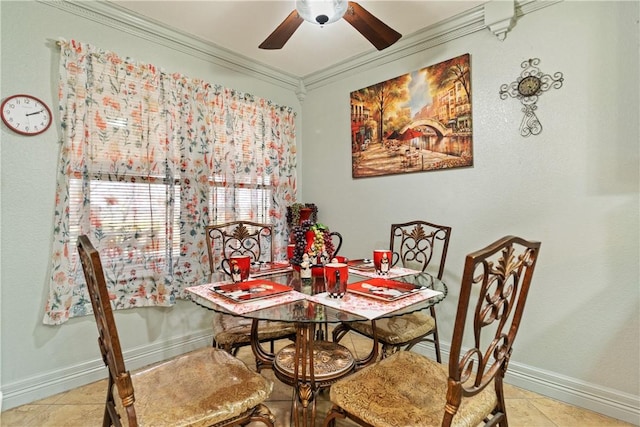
[{"left": 252, "top": 320, "right": 378, "bottom": 427}]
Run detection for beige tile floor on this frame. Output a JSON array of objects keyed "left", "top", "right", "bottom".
[{"left": 1, "top": 332, "right": 635, "bottom": 427}]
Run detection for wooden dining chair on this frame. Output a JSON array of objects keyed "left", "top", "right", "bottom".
[
  {"left": 323, "top": 235, "right": 541, "bottom": 427},
  {"left": 77, "top": 235, "right": 275, "bottom": 427},
  {"left": 205, "top": 221, "right": 296, "bottom": 370},
  {"left": 333, "top": 220, "right": 451, "bottom": 361}
]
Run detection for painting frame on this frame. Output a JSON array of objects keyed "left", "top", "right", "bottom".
[{"left": 350, "top": 53, "right": 473, "bottom": 178}]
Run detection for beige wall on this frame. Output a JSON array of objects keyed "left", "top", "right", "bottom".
[
  {"left": 0, "top": 0, "right": 300, "bottom": 410},
  {"left": 299, "top": 1, "right": 639, "bottom": 422}
]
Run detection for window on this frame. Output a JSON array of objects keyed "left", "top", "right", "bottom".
[
  {"left": 209, "top": 176, "right": 272, "bottom": 224},
  {"left": 45, "top": 39, "right": 297, "bottom": 325},
  {"left": 68, "top": 178, "right": 181, "bottom": 267}
]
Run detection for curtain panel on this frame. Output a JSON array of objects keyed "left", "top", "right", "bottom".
[{"left": 44, "top": 39, "right": 297, "bottom": 325}]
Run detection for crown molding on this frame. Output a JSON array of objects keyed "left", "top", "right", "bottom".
[
  {"left": 303, "top": 0, "right": 562, "bottom": 90},
  {"left": 39, "top": 0, "right": 562, "bottom": 93},
  {"left": 38, "top": 0, "right": 301, "bottom": 91},
  {"left": 302, "top": 3, "right": 486, "bottom": 90},
  {"left": 485, "top": 0, "right": 516, "bottom": 41}
]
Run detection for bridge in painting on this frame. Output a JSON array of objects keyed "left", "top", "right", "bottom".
[{"left": 400, "top": 118, "right": 451, "bottom": 138}]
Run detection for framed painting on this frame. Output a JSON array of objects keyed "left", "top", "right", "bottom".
[{"left": 350, "top": 53, "right": 473, "bottom": 178}]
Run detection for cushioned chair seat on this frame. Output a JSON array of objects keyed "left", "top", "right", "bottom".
[
  {"left": 347, "top": 312, "right": 436, "bottom": 345},
  {"left": 329, "top": 351, "right": 497, "bottom": 427},
  {"left": 212, "top": 313, "right": 297, "bottom": 349},
  {"left": 115, "top": 347, "right": 273, "bottom": 427}
]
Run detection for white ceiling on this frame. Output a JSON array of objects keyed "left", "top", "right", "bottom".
[{"left": 109, "top": 1, "right": 486, "bottom": 77}]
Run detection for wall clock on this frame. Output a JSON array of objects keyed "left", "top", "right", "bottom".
[
  {"left": 499, "top": 58, "right": 564, "bottom": 137},
  {"left": 1, "top": 94, "right": 52, "bottom": 136}
]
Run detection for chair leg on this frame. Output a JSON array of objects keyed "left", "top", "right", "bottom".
[
  {"left": 430, "top": 307, "right": 442, "bottom": 363},
  {"left": 432, "top": 328, "right": 442, "bottom": 363},
  {"left": 404, "top": 333, "right": 442, "bottom": 363},
  {"left": 323, "top": 405, "right": 345, "bottom": 427},
  {"left": 331, "top": 323, "right": 350, "bottom": 343},
  {"left": 247, "top": 403, "right": 276, "bottom": 427},
  {"left": 494, "top": 372, "right": 509, "bottom": 427},
  {"left": 103, "top": 376, "right": 116, "bottom": 427},
  {"left": 381, "top": 343, "right": 400, "bottom": 359},
  {"left": 102, "top": 404, "right": 112, "bottom": 427},
  {"left": 218, "top": 342, "right": 236, "bottom": 355}
]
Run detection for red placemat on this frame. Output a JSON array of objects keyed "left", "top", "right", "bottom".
[
  {"left": 307, "top": 288, "right": 443, "bottom": 320},
  {"left": 213, "top": 279, "right": 292, "bottom": 302},
  {"left": 347, "top": 277, "right": 425, "bottom": 301},
  {"left": 348, "top": 266, "right": 420, "bottom": 279},
  {"left": 249, "top": 261, "right": 293, "bottom": 278},
  {"left": 186, "top": 282, "right": 306, "bottom": 314}
]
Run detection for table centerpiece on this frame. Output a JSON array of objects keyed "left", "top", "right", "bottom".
[
  {"left": 290, "top": 220, "right": 336, "bottom": 267},
  {"left": 286, "top": 203, "right": 342, "bottom": 277},
  {"left": 286, "top": 203, "right": 318, "bottom": 228}
]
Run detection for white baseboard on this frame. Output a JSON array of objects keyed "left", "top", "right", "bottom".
[
  {"left": 1, "top": 330, "right": 212, "bottom": 411},
  {"left": 2, "top": 333, "right": 638, "bottom": 426},
  {"left": 413, "top": 342, "right": 640, "bottom": 426}
]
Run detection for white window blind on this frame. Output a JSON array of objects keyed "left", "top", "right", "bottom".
[
  {"left": 68, "top": 178, "right": 181, "bottom": 267},
  {"left": 209, "top": 175, "right": 272, "bottom": 224}
]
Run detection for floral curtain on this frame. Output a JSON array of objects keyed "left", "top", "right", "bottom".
[{"left": 44, "top": 40, "right": 297, "bottom": 325}]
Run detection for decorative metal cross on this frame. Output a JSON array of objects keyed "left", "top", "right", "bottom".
[{"left": 499, "top": 58, "right": 564, "bottom": 137}]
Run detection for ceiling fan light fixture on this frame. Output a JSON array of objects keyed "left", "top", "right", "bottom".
[
  {"left": 296, "top": 0, "right": 348, "bottom": 26},
  {"left": 260, "top": 1, "right": 401, "bottom": 51}
]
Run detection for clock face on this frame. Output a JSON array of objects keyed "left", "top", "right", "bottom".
[
  {"left": 1, "top": 94, "right": 52, "bottom": 136},
  {"left": 517, "top": 76, "right": 541, "bottom": 97}
]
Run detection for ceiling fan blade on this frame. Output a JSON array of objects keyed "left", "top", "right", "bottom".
[
  {"left": 259, "top": 9, "right": 304, "bottom": 49},
  {"left": 343, "top": 1, "right": 402, "bottom": 51}
]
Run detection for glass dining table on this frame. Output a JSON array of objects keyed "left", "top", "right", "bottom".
[{"left": 187, "top": 266, "right": 447, "bottom": 427}]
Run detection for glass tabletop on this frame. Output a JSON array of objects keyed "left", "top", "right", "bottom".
[{"left": 188, "top": 269, "right": 447, "bottom": 324}]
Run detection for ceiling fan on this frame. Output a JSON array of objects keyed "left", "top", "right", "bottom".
[{"left": 259, "top": 0, "right": 402, "bottom": 51}]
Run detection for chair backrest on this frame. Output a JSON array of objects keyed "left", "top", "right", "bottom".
[
  {"left": 443, "top": 235, "right": 541, "bottom": 425},
  {"left": 389, "top": 220, "right": 452, "bottom": 279},
  {"left": 77, "top": 235, "right": 138, "bottom": 425},
  {"left": 205, "top": 221, "right": 274, "bottom": 275}
]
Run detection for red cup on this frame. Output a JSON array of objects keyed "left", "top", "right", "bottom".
[
  {"left": 332, "top": 255, "right": 348, "bottom": 263},
  {"left": 221, "top": 255, "right": 251, "bottom": 282},
  {"left": 324, "top": 262, "right": 348, "bottom": 298},
  {"left": 373, "top": 250, "right": 392, "bottom": 275},
  {"left": 287, "top": 244, "right": 296, "bottom": 262}
]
